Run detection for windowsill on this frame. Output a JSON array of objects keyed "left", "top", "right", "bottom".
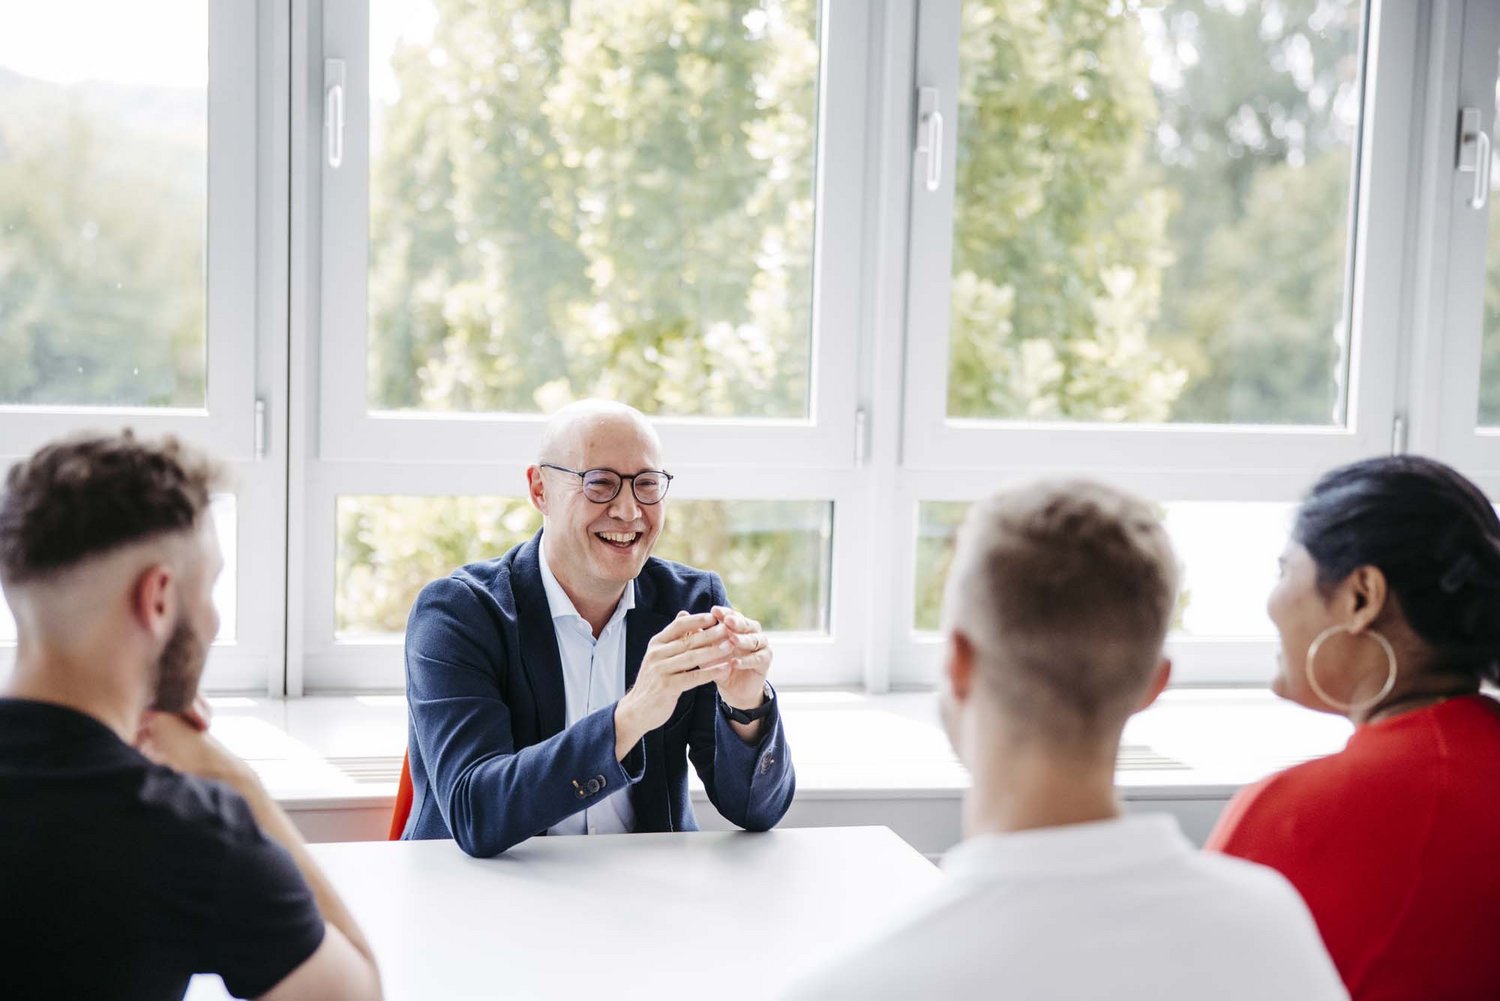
[{"left": 204, "top": 688, "right": 1353, "bottom": 812}]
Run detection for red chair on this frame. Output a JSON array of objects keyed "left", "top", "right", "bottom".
[{"left": 388, "top": 751, "right": 414, "bottom": 840}]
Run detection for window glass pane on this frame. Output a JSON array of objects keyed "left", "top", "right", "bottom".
[
  {"left": 336, "top": 496, "right": 831, "bottom": 637},
  {"left": 656, "top": 499, "right": 831, "bottom": 632},
  {"left": 947, "top": 0, "right": 1361, "bottom": 425},
  {"left": 336, "top": 496, "right": 541, "bottom": 638},
  {"left": 0, "top": 493, "right": 237, "bottom": 643},
  {"left": 209, "top": 494, "right": 238, "bottom": 642},
  {"left": 367, "top": 1, "right": 819, "bottom": 419},
  {"left": 0, "top": 2, "right": 207, "bottom": 407},
  {"left": 1481, "top": 66, "right": 1500, "bottom": 428},
  {"left": 914, "top": 499, "right": 1291, "bottom": 638}
]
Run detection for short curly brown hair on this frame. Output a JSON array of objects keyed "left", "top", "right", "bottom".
[{"left": 0, "top": 430, "right": 226, "bottom": 584}]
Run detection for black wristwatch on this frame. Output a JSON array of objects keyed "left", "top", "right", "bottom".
[{"left": 719, "top": 682, "right": 776, "bottom": 724}]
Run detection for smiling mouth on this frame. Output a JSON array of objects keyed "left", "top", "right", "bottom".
[{"left": 595, "top": 531, "right": 642, "bottom": 550}]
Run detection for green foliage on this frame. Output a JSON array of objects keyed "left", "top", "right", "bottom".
[
  {"left": 1482, "top": 205, "right": 1500, "bottom": 425},
  {"left": 0, "top": 70, "right": 205, "bottom": 406},
  {"left": 337, "top": 496, "right": 542, "bottom": 636},
  {"left": 948, "top": 0, "right": 1185, "bottom": 420},
  {"left": 336, "top": 496, "right": 829, "bottom": 634},
  {"left": 1150, "top": 0, "right": 1361, "bottom": 423},
  {"left": 347, "top": 0, "right": 832, "bottom": 634},
  {"left": 654, "top": 500, "right": 830, "bottom": 633},
  {"left": 0, "top": 1, "right": 1418, "bottom": 643},
  {"left": 1169, "top": 152, "right": 1351, "bottom": 423},
  {"left": 368, "top": 0, "right": 817, "bottom": 418},
  {"left": 947, "top": 0, "right": 1362, "bottom": 425}
]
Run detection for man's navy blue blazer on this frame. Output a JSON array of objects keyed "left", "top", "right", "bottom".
[{"left": 401, "top": 531, "right": 796, "bottom": 857}]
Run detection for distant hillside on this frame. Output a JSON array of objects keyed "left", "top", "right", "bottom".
[{"left": 0, "top": 66, "right": 205, "bottom": 195}]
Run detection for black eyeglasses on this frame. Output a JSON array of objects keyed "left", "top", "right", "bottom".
[{"left": 539, "top": 463, "right": 674, "bottom": 505}]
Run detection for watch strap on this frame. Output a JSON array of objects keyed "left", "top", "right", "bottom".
[{"left": 719, "top": 683, "right": 775, "bottom": 724}]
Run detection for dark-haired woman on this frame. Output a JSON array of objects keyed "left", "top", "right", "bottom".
[{"left": 1207, "top": 455, "right": 1500, "bottom": 1000}]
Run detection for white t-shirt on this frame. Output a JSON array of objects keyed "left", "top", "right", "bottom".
[{"left": 780, "top": 813, "right": 1347, "bottom": 1001}]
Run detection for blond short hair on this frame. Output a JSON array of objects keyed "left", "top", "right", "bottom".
[{"left": 945, "top": 479, "right": 1179, "bottom": 740}]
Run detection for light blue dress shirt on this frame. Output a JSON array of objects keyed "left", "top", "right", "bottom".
[{"left": 539, "top": 536, "right": 638, "bottom": 836}]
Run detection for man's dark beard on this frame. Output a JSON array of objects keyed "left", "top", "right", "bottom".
[{"left": 149, "top": 616, "right": 205, "bottom": 714}]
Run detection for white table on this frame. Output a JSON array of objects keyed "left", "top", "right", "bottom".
[{"left": 187, "top": 826, "right": 940, "bottom": 1000}]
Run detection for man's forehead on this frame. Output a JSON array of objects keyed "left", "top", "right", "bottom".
[{"left": 559, "top": 416, "right": 661, "bottom": 466}]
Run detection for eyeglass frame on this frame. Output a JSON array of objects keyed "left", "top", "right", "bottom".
[{"left": 538, "top": 463, "right": 675, "bottom": 505}]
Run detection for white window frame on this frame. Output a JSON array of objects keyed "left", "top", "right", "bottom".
[
  {"left": 1409, "top": 0, "right": 1500, "bottom": 497},
  {"left": 884, "top": 0, "right": 1429, "bottom": 688},
  {"left": 293, "top": 0, "right": 874, "bottom": 692},
  {"left": 0, "top": 0, "right": 286, "bottom": 695},
  {"left": 7, "top": 2, "right": 1496, "bottom": 700},
  {"left": 285, "top": 0, "right": 1491, "bottom": 697}
]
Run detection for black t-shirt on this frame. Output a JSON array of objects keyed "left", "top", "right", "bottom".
[{"left": 0, "top": 698, "right": 325, "bottom": 1000}]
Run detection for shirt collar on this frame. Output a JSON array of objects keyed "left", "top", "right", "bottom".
[
  {"left": 941, "top": 813, "right": 1191, "bottom": 882},
  {"left": 537, "top": 531, "right": 636, "bottom": 629}
]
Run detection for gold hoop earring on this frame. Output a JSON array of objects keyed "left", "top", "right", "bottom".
[{"left": 1305, "top": 624, "right": 1398, "bottom": 714}]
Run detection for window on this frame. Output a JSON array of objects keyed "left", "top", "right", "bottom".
[
  {"left": 1481, "top": 59, "right": 1500, "bottom": 429},
  {"left": 0, "top": 4, "right": 207, "bottom": 409},
  {"left": 5, "top": 1, "right": 1496, "bottom": 696},
  {"left": 1428, "top": 0, "right": 1500, "bottom": 481},
  {"left": 300, "top": 0, "right": 868, "bottom": 691},
  {"left": 364, "top": 0, "right": 820, "bottom": 421},
  {"left": 336, "top": 496, "right": 831, "bottom": 638},
  {"left": 913, "top": 499, "right": 1292, "bottom": 673},
  {"left": 886, "top": 0, "right": 1440, "bottom": 687},
  {"left": 0, "top": 0, "right": 276, "bottom": 692},
  {"left": 943, "top": 0, "right": 1362, "bottom": 427}
]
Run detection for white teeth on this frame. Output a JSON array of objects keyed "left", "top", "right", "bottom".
[{"left": 598, "top": 532, "right": 637, "bottom": 544}]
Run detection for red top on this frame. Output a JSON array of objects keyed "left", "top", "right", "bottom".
[{"left": 1207, "top": 694, "right": 1500, "bottom": 1001}]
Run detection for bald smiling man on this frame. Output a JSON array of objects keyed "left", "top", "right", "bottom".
[{"left": 399, "top": 401, "right": 795, "bottom": 856}]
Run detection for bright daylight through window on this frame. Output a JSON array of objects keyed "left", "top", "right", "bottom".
[
  {"left": 365, "top": 0, "right": 819, "bottom": 420},
  {"left": 0, "top": 1, "right": 207, "bottom": 408},
  {"left": 3, "top": 0, "right": 1498, "bottom": 693},
  {"left": 946, "top": 0, "right": 1362, "bottom": 425}
]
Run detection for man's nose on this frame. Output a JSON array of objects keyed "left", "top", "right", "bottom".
[{"left": 608, "top": 485, "right": 642, "bottom": 522}]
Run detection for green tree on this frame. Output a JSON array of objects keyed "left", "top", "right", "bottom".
[
  {"left": 337, "top": 495, "right": 828, "bottom": 634},
  {"left": 947, "top": 0, "right": 1185, "bottom": 421},
  {"left": 368, "top": 0, "right": 816, "bottom": 418},
  {"left": 1147, "top": 0, "right": 1362, "bottom": 423},
  {"left": 347, "top": 0, "right": 830, "bottom": 634},
  {"left": 0, "top": 70, "right": 205, "bottom": 407}
]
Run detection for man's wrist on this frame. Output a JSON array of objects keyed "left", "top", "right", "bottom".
[
  {"left": 613, "top": 697, "right": 644, "bottom": 761},
  {"left": 719, "top": 682, "right": 775, "bottom": 723}
]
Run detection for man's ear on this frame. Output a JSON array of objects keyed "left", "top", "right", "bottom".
[
  {"left": 131, "top": 564, "right": 176, "bottom": 642},
  {"left": 525, "top": 465, "right": 547, "bottom": 514},
  {"left": 946, "top": 629, "right": 977, "bottom": 706},
  {"left": 1136, "top": 657, "right": 1172, "bottom": 713}
]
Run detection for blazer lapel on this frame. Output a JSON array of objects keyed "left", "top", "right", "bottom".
[
  {"left": 625, "top": 572, "right": 670, "bottom": 690},
  {"left": 511, "top": 532, "right": 567, "bottom": 740},
  {"left": 625, "top": 570, "right": 676, "bottom": 828}
]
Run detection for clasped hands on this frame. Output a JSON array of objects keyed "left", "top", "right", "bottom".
[{"left": 614, "top": 605, "right": 772, "bottom": 759}]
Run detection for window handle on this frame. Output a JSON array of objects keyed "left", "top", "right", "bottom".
[
  {"left": 917, "top": 87, "right": 943, "bottom": 193},
  {"left": 1471, "top": 130, "right": 1491, "bottom": 211},
  {"left": 325, "top": 59, "right": 346, "bottom": 170},
  {"left": 1458, "top": 107, "right": 1490, "bottom": 211}
]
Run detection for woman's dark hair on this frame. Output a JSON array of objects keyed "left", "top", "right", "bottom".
[{"left": 1294, "top": 455, "right": 1500, "bottom": 685}]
